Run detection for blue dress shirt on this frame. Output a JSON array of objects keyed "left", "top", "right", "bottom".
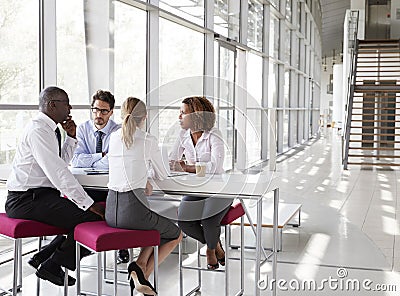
[{"left": 71, "top": 119, "right": 120, "bottom": 169}]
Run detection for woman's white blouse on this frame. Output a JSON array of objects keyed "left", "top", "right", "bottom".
[
  {"left": 169, "top": 128, "right": 225, "bottom": 174},
  {"left": 107, "top": 129, "right": 168, "bottom": 192}
]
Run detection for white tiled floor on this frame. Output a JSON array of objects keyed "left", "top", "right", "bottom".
[{"left": 1, "top": 129, "right": 400, "bottom": 295}]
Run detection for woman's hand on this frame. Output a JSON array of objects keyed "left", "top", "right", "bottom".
[
  {"left": 169, "top": 160, "right": 186, "bottom": 172},
  {"left": 145, "top": 181, "right": 153, "bottom": 196}
]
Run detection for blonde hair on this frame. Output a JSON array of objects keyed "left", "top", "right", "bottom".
[{"left": 121, "top": 97, "right": 146, "bottom": 148}]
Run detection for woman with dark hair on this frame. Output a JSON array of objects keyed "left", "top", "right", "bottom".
[
  {"left": 170, "top": 96, "right": 232, "bottom": 270},
  {"left": 106, "top": 97, "right": 182, "bottom": 295}
]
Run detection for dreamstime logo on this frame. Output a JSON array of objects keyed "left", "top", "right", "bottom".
[
  {"left": 121, "top": 76, "right": 276, "bottom": 221},
  {"left": 257, "top": 268, "right": 397, "bottom": 292}
]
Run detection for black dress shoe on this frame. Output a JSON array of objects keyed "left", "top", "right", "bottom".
[
  {"left": 117, "top": 249, "right": 130, "bottom": 264},
  {"left": 36, "top": 265, "right": 76, "bottom": 286},
  {"left": 28, "top": 255, "right": 43, "bottom": 269}
]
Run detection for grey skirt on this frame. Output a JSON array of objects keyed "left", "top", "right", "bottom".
[{"left": 105, "top": 189, "right": 180, "bottom": 245}]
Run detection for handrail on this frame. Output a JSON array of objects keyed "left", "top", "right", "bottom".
[{"left": 343, "top": 10, "right": 360, "bottom": 170}]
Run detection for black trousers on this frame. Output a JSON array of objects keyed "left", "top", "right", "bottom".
[
  {"left": 5, "top": 188, "right": 101, "bottom": 271},
  {"left": 85, "top": 188, "right": 108, "bottom": 202}
]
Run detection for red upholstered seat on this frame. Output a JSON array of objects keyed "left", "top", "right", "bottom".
[
  {"left": 220, "top": 202, "right": 245, "bottom": 225},
  {"left": 0, "top": 213, "right": 68, "bottom": 239},
  {"left": 74, "top": 221, "right": 160, "bottom": 252}
]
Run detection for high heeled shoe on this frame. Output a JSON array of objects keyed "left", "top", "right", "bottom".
[
  {"left": 216, "top": 240, "right": 226, "bottom": 266},
  {"left": 127, "top": 261, "right": 157, "bottom": 295},
  {"left": 206, "top": 249, "right": 219, "bottom": 270}
]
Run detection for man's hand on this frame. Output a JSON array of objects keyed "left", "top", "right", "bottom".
[
  {"left": 169, "top": 160, "right": 186, "bottom": 172},
  {"left": 145, "top": 181, "right": 153, "bottom": 196},
  {"left": 61, "top": 116, "right": 77, "bottom": 139},
  {"left": 89, "top": 203, "right": 105, "bottom": 220}
]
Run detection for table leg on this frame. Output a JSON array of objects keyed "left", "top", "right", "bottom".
[
  {"left": 272, "top": 188, "right": 279, "bottom": 296},
  {"left": 255, "top": 195, "right": 262, "bottom": 296}
]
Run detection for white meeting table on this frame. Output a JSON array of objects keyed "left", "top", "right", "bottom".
[
  {"left": 72, "top": 168, "right": 280, "bottom": 296},
  {"left": 0, "top": 165, "right": 280, "bottom": 296}
]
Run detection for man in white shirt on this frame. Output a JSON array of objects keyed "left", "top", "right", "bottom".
[
  {"left": 5, "top": 86, "right": 104, "bottom": 287},
  {"left": 70, "top": 90, "right": 129, "bottom": 263}
]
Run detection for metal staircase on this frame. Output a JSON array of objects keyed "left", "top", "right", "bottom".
[{"left": 343, "top": 39, "right": 400, "bottom": 169}]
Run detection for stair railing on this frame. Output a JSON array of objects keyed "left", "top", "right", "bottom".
[{"left": 343, "top": 10, "right": 360, "bottom": 170}]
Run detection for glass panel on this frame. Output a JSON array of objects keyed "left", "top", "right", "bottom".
[
  {"left": 268, "top": 62, "right": 278, "bottom": 108},
  {"left": 0, "top": 1, "right": 39, "bottom": 104},
  {"left": 247, "top": 53, "right": 262, "bottom": 107},
  {"left": 159, "top": 18, "right": 204, "bottom": 106},
  {"left": 0, "top": 111, "right": 36, "bottom": 164},
  {"left": 246, "top": 109, "right": 261, "bottom": 164},
  {"left": 57, "top": 0, "right": 89, "bottom": 104},
  {"left": 114, "top": 2, "right": 146, "bottom": 103},
  {"left": 284, "top": 26, "right": 291, "bottom": 64},
  {"left": 284, "top": 69, "right": 290, "bottom": 108},
  {"left": 285, "top": 0, "right": 292, "bottom": 22},
  {"left": 217, "top": 46, "right": 235, "bottom": 107},
  {"left": 247, "top": 0, "right": 263, "bottom": 51},
  {"left": 269, "top": 14, "right": 279, "bottom": 58},
  {"left": 159, "top": 0, "right": 204, "bottom": 26},
  {"left": 214, "top": 0, "right": 240, "bottom": 41},
  {"left": 283, "top": 110, "right": 289, "bottom": 150},
  {"left": 218, "top": 109, "right": 234, "bottom": 171}
]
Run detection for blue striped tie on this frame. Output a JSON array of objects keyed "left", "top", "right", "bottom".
[{"left": 95, "top": 131, "right": 103, "bottom": 153}]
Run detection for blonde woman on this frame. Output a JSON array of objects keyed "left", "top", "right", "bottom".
[{"left": 106, "top": 97, "right": 182, "bottom": 296}]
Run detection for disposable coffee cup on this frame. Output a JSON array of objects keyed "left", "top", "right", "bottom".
[{"left": 195, "top": 162, "right": 207, "bottom": 177}]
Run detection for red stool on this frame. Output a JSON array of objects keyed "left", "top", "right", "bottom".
[
  {"left": 179, "top": 202, "right": 245, "bottom": 296},
  {"left": 0, "top": 213, "right": 69, "bottom": 296},
  {"left": 74, "top": 221, "right": 160, "bottom": 296}
]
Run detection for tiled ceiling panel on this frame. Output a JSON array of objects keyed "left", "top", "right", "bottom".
[{"left": 321, "top": 0, "right": 350, "bottom": 57}]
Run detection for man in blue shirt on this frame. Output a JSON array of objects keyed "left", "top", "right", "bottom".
[
  {"left": 71, "top": 90, "right": 129, "bottom": 263},
  {"left": 72, "top": 89, "right": 120, "bottom": 170}
]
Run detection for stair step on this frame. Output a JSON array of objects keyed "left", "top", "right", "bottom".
[
  {"left": 357, "top": 70, "right": 400, "bottom": 72},
  {"left": 357, "top": 65, "right": 400, "bottom": 69},
  {"left": 349, "top": 147, "right": 400, "bottom": 151},
  {"left": 348, "top": 154, "right": 400, "bottom": 158},
  {"left": 347, "top": 162, "right": 400, "bottom": 166},
  {"left": 357, "top": 55, "right": 400, "bottom": 58},
  {"left": 349, "top": 139, "right": 400, "bottom": 143},
  {"left": 358, "top": 51, "right": 400, "bottom": 54},
  {"left": 350, "top": 133, "right": 397, "bottom": 136},
  {"left": 351, "top": 126, "right": 400, "bottom": 129},
  {"left": 351, "top": 113, "right": 397, "bottom": 117},
  {"left": 352, "top": 119, "right": 399, "bottom": 123},
  {"left": 352, "top": 107, "right": 400, "bottom": 110}
]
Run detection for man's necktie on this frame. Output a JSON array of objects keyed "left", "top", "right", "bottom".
[
  {"left": 95, "top": 131, "right": 103, "bottom": 153},
  {"left": 55, "top": 127, "right": 62, "bottom": 157}
]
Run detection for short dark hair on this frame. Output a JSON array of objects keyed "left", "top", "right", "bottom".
[
  {"left": 39, "top": 86, "right": 68, "bottom": 110},
  {"left": 91, "top": 90, "right": 115, "bottom": 110},
  {"left": 182, "top": 96, "right": 216, "bottom": 131}
]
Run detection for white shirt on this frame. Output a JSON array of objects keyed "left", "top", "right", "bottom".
[
  {"left": 169, "top": 128, "right": 225, "bottom": 174},
  {"left": 6, "top": 112, "right": 94, "bottom": 210},
  {"left": 107, "top": 129, "right": 168, "bottom": 192},
  {"left": 71, "top": 119, "right": 120, "bottom": 169}
]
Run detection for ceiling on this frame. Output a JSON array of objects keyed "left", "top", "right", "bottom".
[{"left": 321, "top": 0, "right": 351, "bottom": 57}]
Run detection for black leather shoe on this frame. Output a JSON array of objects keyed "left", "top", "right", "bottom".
[
  {"left": 28, "top": 255, "right": 43, "bottom": 269},
  {"left": 36, "top": 265, "right": 76, "bottom": 286},
  {"left": 117, "top": 249, "right": 130, "bottom": 264}
]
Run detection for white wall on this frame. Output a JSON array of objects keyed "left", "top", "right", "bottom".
[
  {"left": 320, "top": 56, "right": 334, "bottom": 121},
  {"left": 391, "top": 0, "right": 400, "bottom": 38}
]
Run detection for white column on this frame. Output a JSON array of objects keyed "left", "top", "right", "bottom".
[
  {"left": 332, "top": 63, "right": 344, "bottom": 129},
  {"left": 39, "top": 0, "right": 57, "bottom": 88},
  {"left": 235, "top": 49, "right": 247, "bottom": 170}
]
